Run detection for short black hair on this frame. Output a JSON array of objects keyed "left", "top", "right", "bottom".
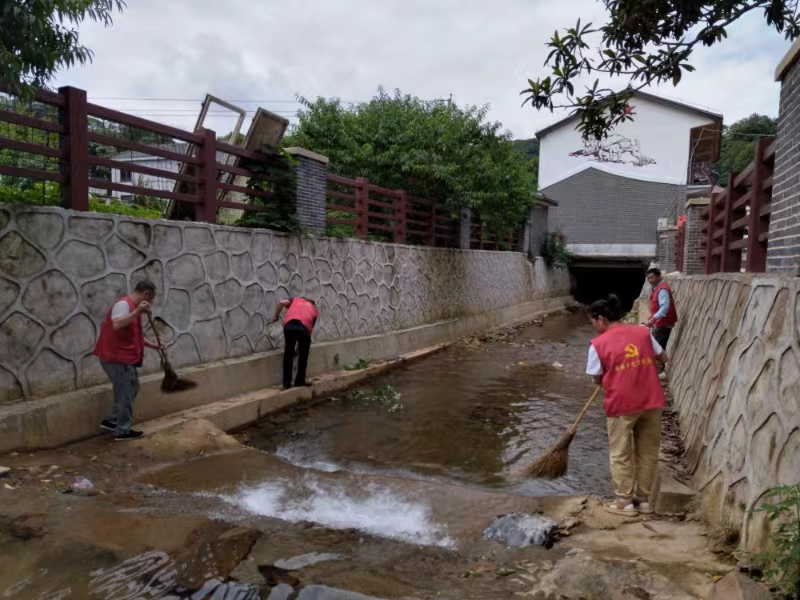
[
  {"left": 134, "top": 279, "right": 156, "bottom": 295},
  {"left": 647, "top": 267, "right": 662, "bottom": 277},
  {"left": 588, "top": 294, "right": 623, "bottom": 322}
]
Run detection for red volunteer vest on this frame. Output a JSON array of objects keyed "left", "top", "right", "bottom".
[
  {"left": 283, "top": 297, "right": 318, "bottom": 334},
  {"left": 591, "top": 324, "right": 665, "bottom": 418},
  {"left": 93, "top": 296, "right": 144, "bottom": 366},
  {"left": 650, "top": 281, "right": 678, "bottom": 328}
]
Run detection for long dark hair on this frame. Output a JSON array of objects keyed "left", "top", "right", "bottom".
[{"left": 588, "top": 294, "right": 623, "bottom": 322}]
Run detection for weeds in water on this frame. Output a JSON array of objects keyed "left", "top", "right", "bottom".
[
  {"left": 331, "top": 385, "right": 403, "bottom": 411},
  {"left": 751, "top": 484, "right": 800, "bottom": 599}
]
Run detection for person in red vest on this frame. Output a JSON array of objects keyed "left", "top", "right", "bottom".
[
  {"left": 273, "top": 296, "right": 319, "bottom": 389},
  {"left": 645, "top": 267, "right": 678, "bottom": 350},
  {"left": 586, "top": 294, "right": 669, "bottom": 517},
  {"left": 93, "top": 280, "right": 164, "bottom": 441}
]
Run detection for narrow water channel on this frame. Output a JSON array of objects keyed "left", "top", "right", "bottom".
[{"left": 243, "top": 312, "right": 613, "bottom": 498}]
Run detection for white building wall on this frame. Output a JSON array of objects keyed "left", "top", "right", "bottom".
[{"left": 538, "top": 95, "right": 718, "bottom": 189}]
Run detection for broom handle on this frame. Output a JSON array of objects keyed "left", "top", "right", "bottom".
[
  {"left": 567, "top": 386, "right": 602, "bottom": 435},
  {"left": 145, "top": 311, "right": 168, "bottom": 361}
]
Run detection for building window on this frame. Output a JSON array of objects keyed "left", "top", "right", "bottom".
[{"left": 120, "top": 170, "right": 132, "bottom": 182}]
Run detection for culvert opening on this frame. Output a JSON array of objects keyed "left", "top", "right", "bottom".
[{"left": 570, "top": 262, "right": 648, "bottom": 311}]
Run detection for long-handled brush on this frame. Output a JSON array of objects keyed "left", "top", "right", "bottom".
[
  {"left": 146, "top": 312, "right": 197, "bottom": 393},
  {"left": 518, "top": 385, "right": 602, "bottom": 479}
]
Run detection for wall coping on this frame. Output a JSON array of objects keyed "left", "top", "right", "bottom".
[
  {"left": 667, "top": 272, "right": 800, "bottom": 287},
  {"left": 776, "top": 37, "right": 800, "bottom": 81},
  {"left": 686, "top": 197, "right": 710, "bottom": 207},
  {"left": 0, "top": 203, "right": 554, "bottom": 257},
  {"left": 284, "top": 147, "right": 330, "bottom": 164}
]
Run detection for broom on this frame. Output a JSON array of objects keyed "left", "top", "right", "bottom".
[
  {"left": 518, "top": 385, "right": 602, "bottom": 479},
  {"left": 146, "top": 312, "right": 197, "bottom": 393}
]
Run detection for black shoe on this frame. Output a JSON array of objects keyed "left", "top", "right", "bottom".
[
  {"left": 281, "top": 384, "right": 292, "bottom": 391},
  {"left": 294, "top": 382, "right": 312, "bottom": 388},
  {"left": 114, "top": 430, "right": 144, "bottom": 442},
  {"left": 100, "top": 420, "right": 117, "bottom": 432}
]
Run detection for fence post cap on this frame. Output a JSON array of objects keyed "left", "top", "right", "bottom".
[{"left": 284, "top": 147, "right": 329, "bottom": 164}]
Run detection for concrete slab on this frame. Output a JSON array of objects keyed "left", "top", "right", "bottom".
[{"left": 652, "top": 471, "right": 696, "bottom": 515}]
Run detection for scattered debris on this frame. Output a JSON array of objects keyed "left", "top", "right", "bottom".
[
  {"left": 484, "top": 513, "right": 559, "bottom": 549},
  {"left": 551, "top": 361, "right": 563, "bottom": 368},
  {"left": 70, "top": 476, "right": 96, "bottom": 496},
  {"left": 343, "top": 358, "right": 369, "bottom": 371},
  {"left": 331, "top": 385, "right": 402, "bottom": 411},
  {"left": 0, "top": 466, "right": 10, "bottom": 478}
]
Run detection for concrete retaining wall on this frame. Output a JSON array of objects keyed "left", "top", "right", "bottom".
[
  {"left": 0, "top": 205, "right": 569, "bottom": 404},
  {"left": 667, "top": 273, "right": 800, "bottom": 549}
]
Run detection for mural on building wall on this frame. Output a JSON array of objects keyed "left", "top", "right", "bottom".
[{"left": 569, "top": 134, "right": 656, "bottom": 167}]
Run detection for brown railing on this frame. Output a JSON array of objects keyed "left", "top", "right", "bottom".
[
  {"left": 0, "top": 86, "right": 288, "bottom": 222},
  {"left": 325, "top": 174, "right": 458, "bottom": 247},
  {"left": 470, "top": 214, "right": 520, "bottom": 251},
  {"left": 702, "top": 137, "right": 775, "bottom": 273}
]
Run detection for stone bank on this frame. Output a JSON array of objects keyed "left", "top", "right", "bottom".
[{"left": 666, "top": 273, "right": 800, "bottom": 549}]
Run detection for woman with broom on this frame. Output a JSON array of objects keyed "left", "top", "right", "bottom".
[{"left": 586, "top": 295, "right": 669, "bottom": 517}]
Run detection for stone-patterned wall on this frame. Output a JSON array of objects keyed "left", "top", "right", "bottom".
[
  {"left": 0, "top": 205, "right": 569, "bottom": 403},
  {"left": 667, "top": 273, "right": 800, "bottom": 549}
]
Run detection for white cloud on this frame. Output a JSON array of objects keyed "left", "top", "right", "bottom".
[{"left": 55, "top": 0, "right": 791, "bottom": 138}]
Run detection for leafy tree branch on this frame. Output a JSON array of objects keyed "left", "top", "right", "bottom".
[{"left": 522, "top": 0, "right": 800, "bottom": 140}]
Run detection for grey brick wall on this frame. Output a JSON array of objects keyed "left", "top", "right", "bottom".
[
  {"left": 684, "top": 199, "right": 709, "bottom": 275},
  {"left": 767, "top": 59, "right": 800, "bottom": 275},
  {"left": 541, "top": 169, "right": 686, "bottom": 245},
  {"left": 657, "top": 225, "right": 678, "bottom": 273},
  {"left": 288, "top": 149, "right": 328, "bottom": 235}
]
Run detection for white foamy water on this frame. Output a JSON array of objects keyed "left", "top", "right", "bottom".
[{"left": 218, "top": 477, "right": 455, "bottom": 549}]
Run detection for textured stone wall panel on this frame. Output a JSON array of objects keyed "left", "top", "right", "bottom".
[
  {"left": 668, "top": 273, "right": 800, "bottom": 550},
  {"left": 0, "top": 206, "right": 569, "bottom": 401}
]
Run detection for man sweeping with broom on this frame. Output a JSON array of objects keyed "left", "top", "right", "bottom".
[
  {"left": 586, "top": 295, "right": 669, "bottom": 517},
  {"left": 93, "top": 280, "right": 164, "bottom": 441}
]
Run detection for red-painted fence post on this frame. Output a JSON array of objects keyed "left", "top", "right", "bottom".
[
  {"left": 721, "top": 172, "right": 742, "bottom": 272},
  {"left": 196, "top": 128, "right": 217, "bottom": 223},
  {"left": 746, "top": 138, "right": 770, "bottom": 272},
  {"left": 59, "top": 86, "right": 88, "bottom": 211},
  {"left": 396, "top": 190, "right": 407, "bottom": 244},
  {"left": 355, "top": 177, "right": 368, "bottom": 238}
]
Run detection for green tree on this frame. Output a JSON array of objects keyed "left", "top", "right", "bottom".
[
  {"left": 715, "top": 113, "right": 777, "bottom": 185},
  {"left": 1, "top": 0, "right": 125, "bottom": 94},
  {"left": 521, "top": 1, "right": 800, "bottom": 140},
  {"left": 286, "top": 88, "right": 538, "bottom": 235}
]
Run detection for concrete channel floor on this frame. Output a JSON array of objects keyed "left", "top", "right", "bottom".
[{"left": 0, "top": 331, "right": 757, "bottom": 599}]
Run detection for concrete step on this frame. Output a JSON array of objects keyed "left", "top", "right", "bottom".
[{"left": 652, "top": 470, "right": 696, "bottom": 515}]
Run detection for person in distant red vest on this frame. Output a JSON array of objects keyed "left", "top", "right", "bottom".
[
  {"left": 587, "top": 294, "right": 669, "bottom": 517},
  {"left": 273, "top": 296, "right": 319, "bottom": 389},
  {"left": 93, "top": 280, "right": 164, "bottom": 441},
  {"left": 645, "top": 267, "right": 678, "bottom": 350}
]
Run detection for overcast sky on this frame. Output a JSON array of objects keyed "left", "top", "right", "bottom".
[{"left": 55, "top": 0, "right": 792, "bottom": 139}]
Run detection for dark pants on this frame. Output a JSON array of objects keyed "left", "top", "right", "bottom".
[
  {"left": 100, "top": 360, "right": 139, "bottom": 435},
  {"left": 283, "top": 324, "right": 311, "bottom": 388},
  {"left": 652, "top": 327, "right": 672, "bottom": 350}
]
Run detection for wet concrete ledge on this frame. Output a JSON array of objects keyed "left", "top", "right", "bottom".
[{"left": 0, "top": 295, "right": 573, "bottom": 453}]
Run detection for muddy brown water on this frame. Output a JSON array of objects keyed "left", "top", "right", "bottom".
[
  {"left": 244, "top": 312, "right": 612, "bottom": 498},
  {"left": 0, "top": 312, "right": 615, "bottom": 599}
]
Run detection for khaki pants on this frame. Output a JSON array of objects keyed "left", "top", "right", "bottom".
[{"left": 607, "top": 408, "right": 662, "bottom": 500}]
